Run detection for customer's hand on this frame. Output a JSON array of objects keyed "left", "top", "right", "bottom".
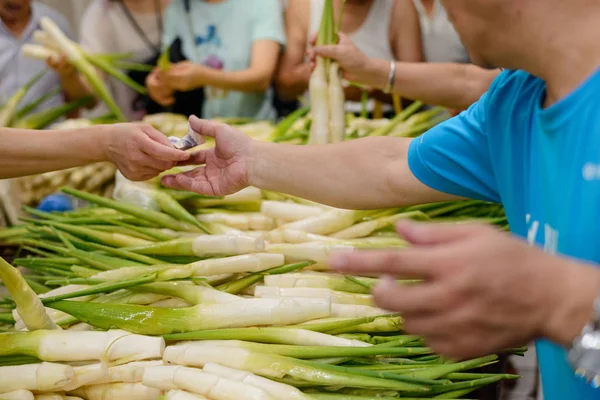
[
  {"left": 161, "top": 116, "right": 253, "bottom": 196},
  {"left": 47, "top": 54, "right": 76, "bottom": 78},
  {"left": 101, "top": 123, "right": 190, "bottom": 181},
  {"left": 310, "top": 33, "right": 385, "bottom": 89},
  {"left": 163, "top": 61, "right": 208, "bottom": 92},
  {"left": 146, "top": 68, "right": 175, "bottom": 106},
  {"left": 331, "top": 220, "right": 600, "bottom": 360}
]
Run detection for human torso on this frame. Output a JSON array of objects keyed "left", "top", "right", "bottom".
[
  {"left": 412, "top": 0, "right": 469, "bottom": 63},
  {"left": 307, "top": 0, "right": 394, "bottom": 113},
  {"left": 484, "top": 69, "right": 600, "bottom": 400},
  {"left": 81, "top": 0, "right": 163, "bottom": 121},
  {"left": 0, "top": 4, "right": 70, "bottom": 119},
  {"left": 165, "top": 0, "right": 283, "bottom": 120}
]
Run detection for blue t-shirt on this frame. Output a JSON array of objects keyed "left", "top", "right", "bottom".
[
  {"left": 163, "top": 0, "right": 286, "bottom": 121},
  {"left": 408, "top": 68, "right": 600, "bottom": 399}
]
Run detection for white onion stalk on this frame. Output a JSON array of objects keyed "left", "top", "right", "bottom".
[
  {"left": 0, "top": 330, "right": 165, "bottom": 362},
  {"left": 32, "top": 30, "right": 58, "bottom": 50},
  {"left": 165, "top": 390, "right": 208, "bottom": 400},
  {"left": 280, "top": 229, "right": 344, "bottom": 244},
  {"left": 308, "top": 58, "right": 331, "bottom": 145},
  {"left": 46, "top": 298, "right": 331, "bottom": 335},
  {"left": 34, "top": 395, "right": 83, "bottom": 400},
  {"left": 328, "top": 62, "right": 346, "bottom": 143},
  {"left": 187, "top": 187, "right": 262, "bottom": 208},
  {"left": 196, "top": 212, "right": 276, "bottom": 231},
  {"left": 332, "top": 211, "right": 426, "bottom": 239},
  {"left": 87, "top": 361, "right": 164, "bottom": 385},
  {"left": 260, "top": 201, "right": 324, "bottom": 221},
  {"left": 70, "top": 382, "right": 161, "bottom": 400},
  {"left": 149, "top": 298, "right": 191, "bottom": 308},
  {"left": 0, "top": 390, "right": 34, "bottom": 400},
  {"left": 63, "top": 363, "right": 108, "bottom": 391},
  {"left": 0, "top": 363, "right": 74, "bottom": 393},
  {"left": 203, "top": 363, "right": 314, "bottom": 400},
  {"left": 22, "top": 44, "right": 59, "bottom": 62},
  {"left": 265, "top": 243, "right": 355, "bottom": 268},
  {"left": 280, "top": 209, "right": 369, "bottom": 235},
  {"left": 190, "top": 254, "right": 284, "bottom": 276},
  {"left": 39, "top": 17, "right": 125, "bottom": 121},
  {"left": 332, "top": 304, "right": 390, "bottom": 318},
  {"left": 138, "top": 282, "right": 240, "bottom": 305},
  {"left": 255, "top": 286, "right": 374, "bottom": 306},
  {"left": 264, "top": 271, "right": 375, "bottom": 294},
  {"left": 126, "top": 235, "right": 264, "bottom": 257},
  {"left": 0, "top": 257, "right": 59, "bottom": 331},
  {"left": 143, "top": 365, "right": 275, "bottom": 400}
]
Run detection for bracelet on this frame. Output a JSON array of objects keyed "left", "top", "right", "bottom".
[{"left": 384, "top": 60, "right": 396, "bottom": 94}]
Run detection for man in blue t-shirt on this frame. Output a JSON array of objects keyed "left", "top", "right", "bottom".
[{"left": 162, "top": 0, "right": 600, "bottom": 398}]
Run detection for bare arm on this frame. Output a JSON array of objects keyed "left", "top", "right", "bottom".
[
  {"left": 162, "top": 118, "right": 460, "bottom": 210},
  {"left": 165, "top": 40, "right": 282, "bottom": 93},
  {"left": 390, "top": 0, "right": 424, "bottom": 63},
  {"left": 275, "top": 0, "right": 312, "bottom": 101},
  {"left": 0, "top": 124, "right": 189, "bottom": 180},
  {"left": 314, "top": 35, "right": 500, "bottom": 110}
]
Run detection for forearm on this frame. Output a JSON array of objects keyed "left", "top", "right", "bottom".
[
  {"left": 60, "top": 73, "right": 96, "bottom": 107},
  {"left": 196, "top": 67, "right": 273, "bottom": 93},
  {"left": 366, "top": 59, "right": 498, "bottom": 110},
  {"left": 275, "top": 70, "right": 309, "bottom": 101},
  {"left": 247, "top": 137, "right": 438, "bottom": 209},
  {"left": 0, "top": 126, "right": 108, "bottom": 178}
]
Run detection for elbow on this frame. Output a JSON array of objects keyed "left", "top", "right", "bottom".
[{"left": 254, "top": 77, "right": 273, "bottom": 92}]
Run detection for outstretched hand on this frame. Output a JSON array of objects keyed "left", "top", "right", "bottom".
[
  {"left": 161, "top": 116, "right": 253, "bottom": 196},
  {"left": 331, "top": 220, "right": 600, "bottom": 359},
  {"left": 103, "top": 123, "right": 191, "bottom": 181}
]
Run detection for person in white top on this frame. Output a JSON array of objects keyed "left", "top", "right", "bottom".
[
  {"left": 413, "top": 0, "right": 469, "bottom": 63},
  {"left": 79, "top": 0, "right": 169, "bottom": 121},
  {"left": 276, "top": 0, "right": 422, "bottom": 112}
]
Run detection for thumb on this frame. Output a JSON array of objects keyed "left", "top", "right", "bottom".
[
  {"left": 396, "top": 220, "right": 478, "bottom": 246},
  {"left": 189, "top": 115, "right": 224, "bottom": 139},
  {"left": 314, "top": 44, "right": 342, "bottom": 61}
]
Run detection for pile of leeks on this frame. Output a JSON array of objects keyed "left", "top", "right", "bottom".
[{"left": 0, "top": 182, "right": 516, "bottom": 400}]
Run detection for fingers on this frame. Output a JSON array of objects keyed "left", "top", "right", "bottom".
[
  {"left": 176, "top": 150, "right": 208, "bottom": 166},
  {"left": 330, "top": 248, "right": 438, "bottom": 279},
  {"left": 139, "top": 126, "right": 191, "bottom": 163},
  {"left": 313, "top": 44, "right": 342, "bottom": 61},
  {"left": 161, "top": 168, "right": 218, "bottom": 196},
  {"left": 188, "top": 115, "right": 225, "bottom": 139},
  {"left": 396, "top": 220, "right": 484, "bottom": 246},
  {"left": 371, "top": 276, "right": 448, "bottom": 316}
]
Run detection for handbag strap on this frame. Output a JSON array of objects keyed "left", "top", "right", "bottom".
[{"left": 116, "top": 0, "right": 163, "bottom": 54}]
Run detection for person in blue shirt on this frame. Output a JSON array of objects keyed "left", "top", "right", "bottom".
[{"left": 161, "top": 0, "right": 600, "bottom": 398}]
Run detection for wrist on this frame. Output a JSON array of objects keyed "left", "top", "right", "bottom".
[
  {"left": 365, "top": 58, "right": 394, "bottom": 90},
  {"left": 247, "top": 140, "right": 272, "bottom": 189},
  {"left": 89, "top": 125, "right": 112, "bottom": 163},
  {"left": 543, "top": 261, "right": 600, "bottom": 346}
]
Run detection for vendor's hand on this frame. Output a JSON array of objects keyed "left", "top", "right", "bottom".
[
  {"left": 101, "top": 123, "right": 191, "bottom": 181},
  {"left": 48, "top": 54, "right": 75, "bottom": 78},
  {"left": 331, "top": 220, "right": 600, "bottom": 360},
  {"left": 161, "top": 116, "right": 252, "bottom": 196},
  {"left": 146, "top": 69, "right": 175, "bottom": 106},
  {"left": 163, "top": 61, "right": 207, "bottom": 92},
  {"left": 310, "top": 34, "right": 382, "bottom": 88}
]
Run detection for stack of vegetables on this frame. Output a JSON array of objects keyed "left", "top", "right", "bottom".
[{"left": 0, "top": 182, "right": 517, "bottom": 400}]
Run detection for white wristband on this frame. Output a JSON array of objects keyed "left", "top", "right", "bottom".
[{"left": 384, "top": 60, "right": 396, "bottom": 94}]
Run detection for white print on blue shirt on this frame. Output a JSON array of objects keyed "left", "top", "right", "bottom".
[{"left": 526, "top": 214, "right": 559, "bottom": 255}]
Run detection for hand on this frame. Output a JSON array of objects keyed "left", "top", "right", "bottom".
[
  {"left": 101, "top": 123, "right": 191, "bottom": 181},
  {"left": 48, "top": 54, "right": 75, "bottom": 78},
  {"left": 146, "top": 69, "right": 175, "bottom": 106},
  {"left": 164, "top": 61, "right": 207, "bottom": 92},
  {"left": 331, "top": 220, "right": 600, "bottom": 360},
  {"left": 161, "top": 116, "right": 253, "bottom": 196},
  {"left": 310, "top": 33, "right": 382, "bottom": 88}
]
